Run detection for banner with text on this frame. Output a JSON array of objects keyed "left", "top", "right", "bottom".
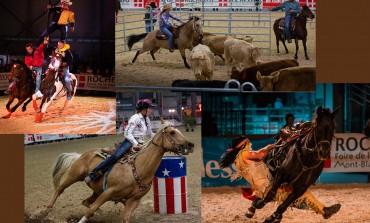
[
  {"left": 0, "top": 73, "right": 9, "bottom": 90},
  {"left": 324, "top": 133, "right": 370, "bottom": 172},
  {"left": 77, "top": 74, "right": 115, "bottom": 92}
]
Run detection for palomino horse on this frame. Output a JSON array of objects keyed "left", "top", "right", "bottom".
[
  {"left": 32, "top": 52, "right": 77, "bottom": 122},
  {"left": 273, "top": 5, "right": 315, "bottom": 60},
  {"left": 249, "top": 107, "right": 339, "bottom": 223},
  {"left": 3, "top": 60, "right": 36, "bottom": 119},
  {"left": 127, "top": 16, "right": 203, "bottom": 69},
  {"left": 47, "top": 124, "right": 194, "bottom": 223}
]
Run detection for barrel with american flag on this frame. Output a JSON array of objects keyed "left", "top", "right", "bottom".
[{"left": 153, "top": 156, "right": 187, "bottom": 214}]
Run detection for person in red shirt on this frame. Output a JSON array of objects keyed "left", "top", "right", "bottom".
[{"left": 5, "top": 37, "right": 48, "bottom": 94}]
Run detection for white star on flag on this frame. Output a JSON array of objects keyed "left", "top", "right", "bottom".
[
  {"left": 162, "top": 168, "right": 170, "bottom": 176},
  {"left": 179, "top": 160, "right": 184, "bottom": 168}
]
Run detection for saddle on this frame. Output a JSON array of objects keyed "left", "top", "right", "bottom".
[
  {"left": 266, "top": 124, "right": 313, "bottom": 171},
  {"left": 278, "top": 16, "right": 297, "bottom": 34},
  {"left": 155, "top": 26, "right": 181, "bottom": 40}
]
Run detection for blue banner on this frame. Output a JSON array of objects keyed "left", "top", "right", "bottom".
[
  {"left": 202, "top": 136, "right": 275, "bottom": 187},
  {"left": 155, "top": 156, "right": 187, "bottom": 178}
]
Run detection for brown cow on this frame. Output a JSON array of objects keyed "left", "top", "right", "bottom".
[
  {"left": 256, "top": 67, "right": 316, "bottom": 92},
  {"left": 224, "top": 37, "right": 262, "bottom": 75},
  {"left": 230, "top": 59, "right": 299, "bottom": 89},
  {"left": 193, "top": 32, "right": 253, "bottom": 61}
]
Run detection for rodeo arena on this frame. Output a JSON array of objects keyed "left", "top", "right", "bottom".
[
  {"left": 116, "top": 0, "right": 316, "bottom": 91},
  {"left": 24, "top": 91, "right": 202, "bottom": 222},
  {"left": 0, "top": 0, "right": 116, "bottom": 134},
  {"left": 201, "top": 83, "right": 370, "bottom": 223}
]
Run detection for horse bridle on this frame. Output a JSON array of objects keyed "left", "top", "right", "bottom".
[
  {"left": 302, "top": 125, "right": 331, "bottom": 153},
  {"left": 151, "top": 125, "right": 187, "bottom": 155}
]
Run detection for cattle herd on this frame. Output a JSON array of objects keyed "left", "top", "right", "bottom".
[{"left": 177, "top": 32, "right": 315, "bottom": 91}]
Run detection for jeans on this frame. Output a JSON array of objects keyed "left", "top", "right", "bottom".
[
  {"left": 63, "top": 66, "right": 72, "bottom": 100},
  {"left": 91, "top": 139, "right": 132, "bottom": 174},
  {"left": 37, "top": 22, "right": 68, "bottom": 45},
  {"left": 160, "top": 26, "right": 173, "bottom": 49},
  {"left": 284, "top": 14, "right": 292, "bottom": 40},
  {"left": 33, "top": 67, "right": 42, "bottom": 93}
]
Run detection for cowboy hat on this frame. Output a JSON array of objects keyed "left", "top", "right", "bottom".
[
  {"left": 61, "top": 0, "right": 73, "bottom": 6},
  {"left": 162, "top": 4, "right": 172, "bottom": 11}
]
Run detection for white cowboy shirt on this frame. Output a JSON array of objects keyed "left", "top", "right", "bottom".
[{"left": 124, "top": 113, "right": 155, "bottom": 146}]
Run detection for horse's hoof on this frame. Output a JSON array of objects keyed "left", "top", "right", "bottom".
[
  {"left": 245, "top": 208, "right": 255, "bottom": 218},
  {"left": 294, "top": 57, "right": 298, "bottom": 61},
  {"left": 185, "top": 65, "right": 191, "bottom": 69},
  {"left": 306, "top": 56, "right": 310, "bottom": 60},
  {"left": 153, "top": 60, "right": 158, "bottom": 64},
  {"left": 22, "top": 108, "right": 26, "bottom": 112}
]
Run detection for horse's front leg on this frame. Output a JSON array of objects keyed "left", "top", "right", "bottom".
[
  {"left": 254, "top": 172, "right": 283, "bottom": 209},
  {"left": 22, "top": 98, "right": 33, "bottom": 112},
  {"left": 263, "top": 187, "right": 308, "bottom": 223},
  {"left": 123, "top": 198, "right": 141, "bottom": 223},
  {"left": 179, "top": 47, "right": 190, "bottom": 69},
  {"left": 302, "top": 38, "right": 309, "bottom": 60},
  {"left": 5, "top": 95, "right": 15, "bottom": 112},
  {"left": 35, "top": 98, "right": 51, "bottom": 123},
  {"left": 78, "top": 189, "right": 114, "bottom": 223},
  {"left": 3, "top": 98, "right": 25, "bottom": 119},
  {"left": 294, "top": 39, "right": 299, "bottom": 60}
]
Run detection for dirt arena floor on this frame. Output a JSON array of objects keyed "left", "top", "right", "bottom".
[
  {"left": 0, "top": 96, "right": 116, "bottom": 134},
  {"left": 116, "top": 11, "right": 316, "bottom": 87},
  {"left": 24, "top": 127, "right": 202, "bottom": 223},
  {"left": 202, "top": 184, "right": 370, "bottom": 223}
]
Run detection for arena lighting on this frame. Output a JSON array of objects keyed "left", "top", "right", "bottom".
[{"left": 168, "top": 109, "right": 176, "bottom": 113}]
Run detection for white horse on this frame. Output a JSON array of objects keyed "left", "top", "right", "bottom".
[{"left": 32, "top": 53, "right": 77, "bottom": 122}]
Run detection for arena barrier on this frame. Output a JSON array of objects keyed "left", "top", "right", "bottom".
[
  {"left": 154, "top": 156, "right": 188, "bottom": 214},
  {"left": 24, "top": 134, "right": 106, "bottom": 145},
  {"left": 202, "top": 133, "right": 370, "bottom": 187},
  {"left": 0, "top": 73, "right": 114, "bottom": 92}
]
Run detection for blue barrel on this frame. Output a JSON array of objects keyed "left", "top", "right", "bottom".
[{"left": 153, "top": 156, "right": 187, "bottom": 214}]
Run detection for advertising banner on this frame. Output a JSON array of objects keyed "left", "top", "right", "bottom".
[
  {"left": 77, "top": 74, "right": 115, "bottom": 92},
  {"left": 0, "top": 73, "right": 9, "bottom": 90}
]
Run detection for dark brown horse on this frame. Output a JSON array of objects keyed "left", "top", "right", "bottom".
[
  {"left": 250, "top": 107, "right": 338, "bottom": 223},
  {"left": 3, "top": 60, "right": 36, "bottom": 119},
  {"left": 273, "top": 5, "right": 315, "bottom": 60},
  {"left": 127, "top": 16, "right": 203, "bottom": 69}
]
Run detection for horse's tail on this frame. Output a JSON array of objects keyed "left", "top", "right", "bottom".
[
  {"left": 219, "top": 148, "right": 242, "bottom": 169},
  {"left": 51, "top": 152, "right": 81, "bottom": 190},
  {"left": 127, "top": 33, "right": 148, "bottom": 51}
]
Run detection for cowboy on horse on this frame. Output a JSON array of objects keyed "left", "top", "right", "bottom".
[
  {"left": 271, "top": 0, "right": 301, "bottom": 43},
  {"left": 220, "top": 136, "right": 341, "bottom": 220},
  {"left": 84, "top": 99, "right": 155, "bottom": 183},
  {"left": 4, "top": 37, "right": 49, "bottom": 94},
  {"left": 159, "top": 4, "right": 185, "bottom": 52}
]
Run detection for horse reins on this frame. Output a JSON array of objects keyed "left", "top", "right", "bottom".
[{"left": 130, "top": 125, "right": 181, "bottom": 191}]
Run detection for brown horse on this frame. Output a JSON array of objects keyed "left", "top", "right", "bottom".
[
  {"left": 273, "top": 5, "right": 315, "bottom": 60},
  {"left": 127, "top": 16, "right": 203, "bottom": 69},
  {"left": 47, "top": 124, "right": 194, "bottom": 223},
  {"left": 3, "top": 60, "right": 36, "bottom": 119}
]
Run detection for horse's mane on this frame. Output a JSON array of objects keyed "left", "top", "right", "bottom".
[
  {"left": 141, "top": 122, "right": 173, "bottom": 149},
  {"left": 219, "top": 135, "right": 249, "bottom": 168},
  {"left": 178, "top": 16, "right": 200, "bottom": 29}
]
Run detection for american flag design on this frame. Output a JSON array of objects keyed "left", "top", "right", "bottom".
[{"left": 153, "top": 156, "right": 187, "bottom": 214}]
